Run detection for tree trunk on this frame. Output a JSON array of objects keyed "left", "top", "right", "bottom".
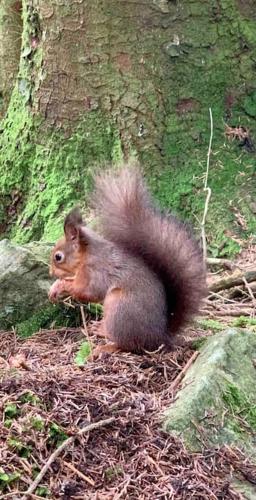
[
  {"left": 0, "top": 0, "right": 255, "bottom": 255},
  {"left": 0, "top": 0, "right": 22, "bottom": 116}
]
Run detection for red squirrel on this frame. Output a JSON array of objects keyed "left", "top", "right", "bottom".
[{"left": 49, "top": 165, "right": 206, "bottom": 358}]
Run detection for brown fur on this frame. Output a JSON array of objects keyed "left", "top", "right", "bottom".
[
  {"left": 49, "top": 165, "right": 206, "bottom": 356},
  {"left": 93, "top": 165, "right": 207, "bottom": 334}
]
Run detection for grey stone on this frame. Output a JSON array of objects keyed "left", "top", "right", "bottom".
[
  {"left": 232, "top": 478, "right": 256, "bottom": 500},
  {"left": 163, "top": 329, "right": 256, "bottom": 455},
  {"left": 0, "top": 239, "right": 53, "bottom": 329}
]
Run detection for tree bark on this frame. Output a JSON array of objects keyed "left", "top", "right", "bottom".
[
  {"left": 0, "top": 0, "right": 22, "bottom": 116},
  {"left": 33, "top": 0, "right": 168, "bottom": 151},
  {"left": 0, "top": 0, "right": 255, "bottom": 249}
]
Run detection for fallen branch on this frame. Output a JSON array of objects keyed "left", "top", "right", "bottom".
[
  {"left": 170, "top": 351, "right": 199, "bottom": 391},
  {"left": 207, "top": 291, "right": 239, "bottom": 304},
  {"left": 227, "top": 287, "right": 250, "bottom": 300},
  {"left": 209, "top": 270, "right": 256, "bottom": 293},
  {"left": 206, "top": 299, "right": 253, "bottom": 309},
  {"left": 213, "top": 308, "right": 254, "bottom": 317},
  {"left": 21, "top": 417, "right": 114, "bottom": 499},
  {"left": 206, "top": 257, "right": 235, "bottom": 271}
]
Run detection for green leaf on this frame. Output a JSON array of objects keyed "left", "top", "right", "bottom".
[
  {"left": 31, "top": 415, "right": 45, "bottom": 431},
  {"left": 48, "top": 423, "right": 67, "bottom": 446},
  {"left": 7, "top": 438, "right": 32, "bottom": 458},
  {"left": 87, "top": 302, "right": 103, "bottom": 317},
  {"left": 35, "top": 486, "right": 50, "bottom": 497},
  {"left": 4, "top": 419, "right": 13, "bottom": 428},
  {"left": 20, "top": 391, "right": 41, "bottom": 405},
  {"left": 4, "top": 403, "right": 18, "bottom": 418},
  {"left": 0, "top": 473, "right": 10, "bottom": 482},
  {"left": 74, "top": 341, "right": 91, "bottom": 366}
]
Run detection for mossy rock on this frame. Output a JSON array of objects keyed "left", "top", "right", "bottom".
[
  {"left": 0, "top": 239, "right": 52, "bottom": 328},
  {"left": 163, "top": 328, "right": 256, "bottom": 456},
  {"left": 0, "top": 239, "right": 78, "bottom": 334},
  {"left": 232, "top": 478, "right": 256, "bottom": 500}
]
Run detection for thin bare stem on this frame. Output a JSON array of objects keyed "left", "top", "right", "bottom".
[{"left": 201, "top": 108, "right": 213, "bottom": 261}]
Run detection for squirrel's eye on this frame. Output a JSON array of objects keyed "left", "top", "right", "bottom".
[{"left": 54, "top": 251, "right": 65, "bottom": 263}]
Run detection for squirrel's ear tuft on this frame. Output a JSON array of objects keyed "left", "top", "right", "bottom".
[{"left": 64, "top": 208, "right": 84, "bottom": 242}]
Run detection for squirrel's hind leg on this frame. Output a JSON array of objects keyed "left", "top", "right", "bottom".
[
  {"left": 90, "top": 342, "right": 120, "bottom": 360},
  {"left": 103, "top": 285, "right": 168, "bottom": 353},
  {"left": 89, "top": 287, "right": 132, "bottom": 358},
  {"left": 89, "top": 319, "right": 117, "bottom": 359},
  {"left": 90, "top": 286, "right": 165, "bottom": 358},
  {"left": 103, "top": 287, "right": 147, "bottom": 353}
]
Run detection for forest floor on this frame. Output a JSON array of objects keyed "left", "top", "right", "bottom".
[{"left": 0, "top": 243, "right": 256, "bottom": 500}]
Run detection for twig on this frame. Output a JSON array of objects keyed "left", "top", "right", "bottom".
[
  {"left": 21, "top": 417, "right": 114, "bottom": 499},
  {"left": 204, "top": 108, "right": 213, "bottom": 191},
  {"left": 62, "top": 296, "right": 75, "bottom": 308},
  {"left": 63, "top": 460, "right": 95, "bottom": 486},
  {"left": 201, "top": 108, "right": 213, "bottom": 261},
  {"left": 0, "top": 356, "right": 9, "bottom": 368},
  {"left": 209, "top": 270, "right": 256, "bottom": 293},
  {"left": 4, "top": 495, "right": 43, "bottom": 500},
  {"left": 80, "top": 305, "right": 94, "bottom": 355},
  {"left": 80, "top": 305, "right": 89, "bottom": 337},
  {"left": 170, "top": 351, "right": 199, "bottom": 391},
  {"left": 114, "top": 477, "right": 131, "bottom": 500},
  {"left": 147, "top": 454, "right": 167, "bottom": 478},
  {"left": 206, "top": 300, "right": 253, "bottom": 310},
  {"left": 207, "top": 291, "right": 239, "bottom": 304},
  {"left": 243, "top": 276, "right": 256, "bottom": 307}
]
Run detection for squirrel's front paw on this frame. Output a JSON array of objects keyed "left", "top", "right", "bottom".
[{"left": 48, "top": 279, "right": 66, "bottom": 303}]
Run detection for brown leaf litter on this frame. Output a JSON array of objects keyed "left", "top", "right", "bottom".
[{"left": 0, "top": 327, "right": 255, "bottom": 499}]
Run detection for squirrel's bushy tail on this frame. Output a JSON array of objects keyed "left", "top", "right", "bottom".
[{"left": 93, "top": 164, "right": 206, "bottom": 335}]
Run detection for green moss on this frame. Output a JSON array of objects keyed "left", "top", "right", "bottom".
[
  {"left": 15, "top": 301, "right": 103, "bottom": 338},
  {"left": 159, "top": 114, "right": 255, "bottom": 256},
  {"left": 105, "top": 465, "right": 123, "bottom": 482},
  {"left": 243, "top": 91, "right": 256, "bottom": 118},
  {"left": 223, "top": 383, "right": 256, "bottom": 430},
  {"left": 30, "top": 416, "right": 45, "bottom": 431},
  {"left": 0, "top": 470, "right": 21, "bottom": 492},
  {"left": 7, "top": 437, "right": 32, "bottom": 458},
  {"left": 86, "top": 302, "right": 104, "bottom": 319},
  {"left": 154, "top": 0, "right": 256, "bottom": 256},
  {"left": 48, "top": 422, "right": 68, "bottom": 447},
  {"left": 196, "top": 318, "right": 224, "bottom": 332},
  {"left": 4, "top": 404, "right": 19, "bottom": 420},
  {"left": 232, "top": 316, "right": 256, "bottom": 330},
  {"left": 191, "top": 337, "right": 208, "bottom": 350},
  {"left": 16, "top": 304, "right": 81, "bottom": 337},
  {"left": 0, "top": 1, "right": 123, "bottom": 243},
  {"left": 35, "top": 487, "right": 50, "bottom": 498},
  {"left": 19, "top": 391, "right": 41, "bottom": 405},
  {"left": 111, "top": 129, "right": 124, "bottom": 164},
  {"left": 0, "top": 105, "right": 123, "bottom": 243},
  {"left": 195, "top": 317, "right": 256, "bottom": 337}
]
